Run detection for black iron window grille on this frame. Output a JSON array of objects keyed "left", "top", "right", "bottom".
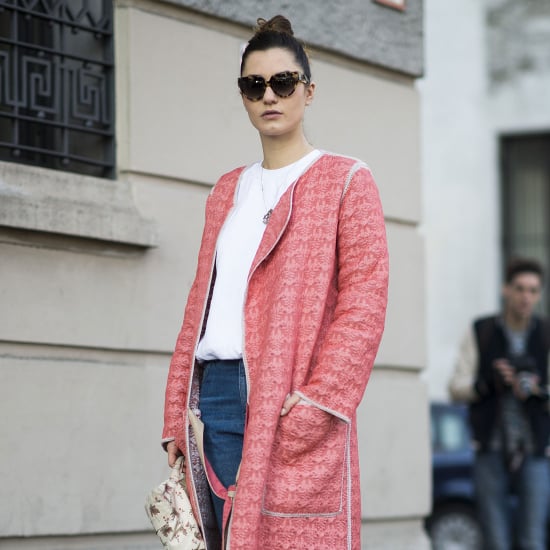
[{"left": 0, "top": 0, "right": 115, "bottom": 178}]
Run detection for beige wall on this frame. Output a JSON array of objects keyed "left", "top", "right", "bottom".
[{"left": 0, "top": 2, "right": 429, "bottom": 548}]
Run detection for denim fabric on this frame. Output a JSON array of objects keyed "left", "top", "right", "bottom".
[
  {"left": 475, "top": 451, "right": 549, "bottom": 550},
  {"left": 198, "top": 359, "right": 247, "bottom": 533}
]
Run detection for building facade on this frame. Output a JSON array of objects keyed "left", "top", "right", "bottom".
[
  {"left": 0, "top": 1, "right": 429, "bottom": 548},
  {"left": 420, "top": 0, "right": 550, "bottom": 400}
]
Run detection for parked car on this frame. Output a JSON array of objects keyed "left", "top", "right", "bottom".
[
  {"left": 426, "top": 402, "right": 483, "bottom": 550},
  {"left": 426, "top": 401, "right": 550, "bottom": 550}
]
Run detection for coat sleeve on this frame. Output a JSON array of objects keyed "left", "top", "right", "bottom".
[
  {"left": 296, "top": 165, "right": 389, "bottom": 422},
  {"left": 448, "top": 326, "right": 480, "bottom": 402},
  {"left": 161, "top": 187, "right": 217, "bottom": 452},
  {"left": 161, "top": 274, "right": 203, "bottom": 452},
  {"left": 161, "top": 167, "right": 244, "bottom": 452}
]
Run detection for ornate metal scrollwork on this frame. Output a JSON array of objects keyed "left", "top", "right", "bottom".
[{"left": 0, "top": 0, "right": 114, "bottom": 178}]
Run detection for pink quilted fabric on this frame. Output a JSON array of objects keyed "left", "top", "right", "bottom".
[{"left": 163, "top": 153, "right": 389, "bottom": 549}]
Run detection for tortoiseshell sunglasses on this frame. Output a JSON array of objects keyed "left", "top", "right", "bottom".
[{"left": 237, "top": 71, "right": 310, "bottom": 101}]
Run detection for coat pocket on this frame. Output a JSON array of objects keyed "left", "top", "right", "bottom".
[{"left": 261, "top": 404, "right": 348, "bottom": 517}]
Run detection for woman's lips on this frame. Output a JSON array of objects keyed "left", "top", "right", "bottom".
[{"left": 262, "top": 110, "right": 282, "bottom": 119}]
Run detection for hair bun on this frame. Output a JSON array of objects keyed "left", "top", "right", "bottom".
[
  {"left": 241, "top": 14, "right": 310, "bottom": 79},
  {"left": 255, "top": 15, "right": 294, "bottom": 36}
]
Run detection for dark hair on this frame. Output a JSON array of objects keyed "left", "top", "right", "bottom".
[
  {"left": 240, "top": 15, "right": 311, "bottom": 79},
  {"left": 505, "top": 257, "right": 545, "bottom": 284}
]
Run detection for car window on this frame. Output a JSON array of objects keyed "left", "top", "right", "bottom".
[{"left": 434, "top": 410, "right": 470, "bottom": 452}]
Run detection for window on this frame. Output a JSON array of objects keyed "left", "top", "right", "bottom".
[
  {"left": 432, "top": 408, "right": 470, "bottom": 454},
  {"left": 501, "top": 134, "right": 550, "bottom": 315},
  {"left": 0, "top": 0, "right": 114, "bottom": 178}
]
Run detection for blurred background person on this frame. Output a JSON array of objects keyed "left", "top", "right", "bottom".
[{"left": 449, "top": 258, "right": 550, "bottom": 550}]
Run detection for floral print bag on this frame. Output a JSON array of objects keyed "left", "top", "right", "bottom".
[{"left": 145, "top": 456, "right": 206, "bottom": 550}]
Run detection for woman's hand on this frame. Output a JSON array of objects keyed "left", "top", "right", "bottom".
[
  {"left": 276, "top": 397, "right": 334, "bottom": 462},
  {"left": 280, "top": 393, "right": 303, "bottom": 416},
  {"left": 167, "top": 441, "right": 182, "bottom": 467}
]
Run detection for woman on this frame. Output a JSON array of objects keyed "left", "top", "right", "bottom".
[{"left": 162, "top": 15, "right": 388, "bottom": 550}]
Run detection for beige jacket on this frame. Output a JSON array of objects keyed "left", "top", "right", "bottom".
[{"left": 448, "top": 323, "right": 550, "bottom": 402}]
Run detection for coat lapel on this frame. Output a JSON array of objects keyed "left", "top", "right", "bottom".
[{"left": 250, "top": 177, "right": 298, "bottom": 275}]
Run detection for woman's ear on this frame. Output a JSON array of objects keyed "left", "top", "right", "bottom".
[{"left": 305, "top": 81, "right": 315, "bottom": 105}]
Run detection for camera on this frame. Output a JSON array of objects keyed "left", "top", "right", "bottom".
[{"left": 508, "top": 354, "right": 537, "bottom": 395}]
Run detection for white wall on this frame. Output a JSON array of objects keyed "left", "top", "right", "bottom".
[
  {"left": 420, "top": 0, "right": 550, "bottom": 400},
  {"left": 419, "top": 0, "right": 501, "bottom": 400},
  {"left": 487, "top": 1, "right": 550, "bottom": 133}
]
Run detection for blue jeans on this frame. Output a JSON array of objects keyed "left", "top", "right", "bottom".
[
  {"left": 474, "top": 451, "right": 549, "bottom": 550},
  {"left": 198, "top": 359, "right": 247, "bottom": 533}
]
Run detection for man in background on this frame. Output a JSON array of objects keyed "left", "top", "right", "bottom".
[{"left": 449, "top": 258, "right": 550, "bottom": 550}]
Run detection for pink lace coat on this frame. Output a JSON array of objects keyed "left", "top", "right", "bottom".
[{"left": 163, "top": 153, "right": 389, "bottom": 549}]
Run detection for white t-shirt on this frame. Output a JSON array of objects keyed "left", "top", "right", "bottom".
[{"left": 195, "top": 149, "right": 321, "bottom": 361}]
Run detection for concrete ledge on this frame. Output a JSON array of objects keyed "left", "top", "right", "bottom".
[{"left": 0, "top": 162, "right": 158, "bottom": 248}]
